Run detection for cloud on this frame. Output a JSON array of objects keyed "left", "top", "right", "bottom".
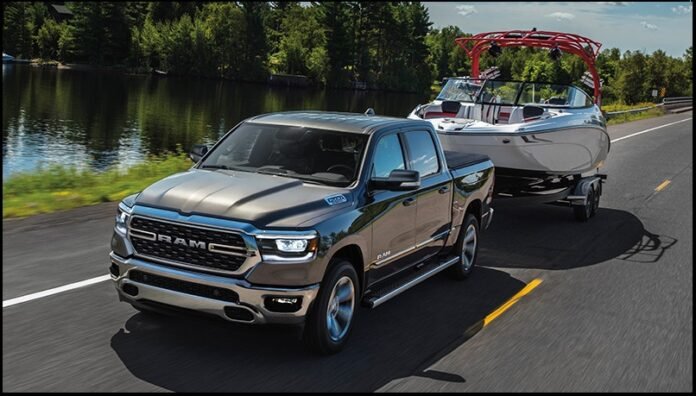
[
  {"left": 456, "top": 5, "right": 478, "bottom": 17},
  {"left": 640, "top": 21, "right": 658, "bottom": 30},
  {"left": 596, "top": 2, "right": 631, "bottom": 5},
  {"left": 672, "top": 5, "right": 692, "bottom": 14},
  {"left": 546, "top": 12, "right": 575, "bottom": 21}
]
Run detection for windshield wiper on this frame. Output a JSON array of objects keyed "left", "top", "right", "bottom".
[
  {"left": 200, "top": 164, "right": 231, "bottom": 170},
  {"left": 200, "top": 164, "right": 250, "bottom": 173},
  {"left": 256, "top": 168, "right": 339, "bottom": 186},
  {"left": 256, "top": 167, "right": 291, "bottom": 176}
]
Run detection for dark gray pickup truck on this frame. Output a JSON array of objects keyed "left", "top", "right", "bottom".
[{"left": 110, "top": 111, "right": 495, "bottom": 354}]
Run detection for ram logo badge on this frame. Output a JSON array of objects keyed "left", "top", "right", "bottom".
[{"left": 325, "top": 194, "right": 348, "bottom": 206}]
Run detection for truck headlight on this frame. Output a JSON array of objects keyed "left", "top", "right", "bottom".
[
  {"left": 275, "top": 239, "right": 308, "bottom": 252},
  {"left": 115, "top": 203, "right": 132, "bottom": 234},
  {"left": 256, "top": 235, "right": 319, "bottom": 262}
]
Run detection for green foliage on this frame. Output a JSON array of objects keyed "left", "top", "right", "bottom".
[
  {"left": 5, "top": 2, "right": 692, "bottom": 96},
  {"left": 271, "top": 4, "right": 327, "bottom": 81},
  {"left": 35, "top": 19, "right": 63, "bottom": 60},
  {"left": 2, "top": 152, "right": 192, "bottom": 218},
  {"left": 3, "top": 2, "right": 34, "bottom": 58},
  {"left": 605, "top": 106, "right": 665, "bottom": 125}
]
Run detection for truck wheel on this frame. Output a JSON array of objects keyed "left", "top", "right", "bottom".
[
  {"left": 449, "top": 213, "right": 479, "bottom": 280},
  {"left": 302, "top": 260, "right": 358, "bottom": 355},
  {"left": 573, "top": 185, "right": 596, "bottom": 222}
]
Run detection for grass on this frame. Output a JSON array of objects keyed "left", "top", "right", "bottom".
[
  {"left": 604, "top": 102, "right": 666, "bottom": 125},
  {"left": 601, "top": 101, "right": 659, "bottom": 113},
  {"left": 2, "top": 152, "right": 192, "bottom": 218}
]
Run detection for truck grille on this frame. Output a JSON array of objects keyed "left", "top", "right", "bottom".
[{"left": 129, "top": 217, "right": 248, "bottom": 273}]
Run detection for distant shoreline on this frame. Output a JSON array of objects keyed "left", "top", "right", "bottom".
[{"left": 18, "top": 60, "right": 427, "bottom": 95}]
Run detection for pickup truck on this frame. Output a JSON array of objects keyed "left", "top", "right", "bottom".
[{"left": 110, "top": 111, "right": 495, "bottom": 354}]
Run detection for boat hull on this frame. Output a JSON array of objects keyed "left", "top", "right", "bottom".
[
  {"left": 438, "top": 125, "right": 609, "bottom": 174},
  {"left": 437, "top": 125, "right": 609, "bottom": 193}
]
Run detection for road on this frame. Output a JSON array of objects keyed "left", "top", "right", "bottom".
[{"left": 2, "top": 112, "right": 692, "bottom": 392}]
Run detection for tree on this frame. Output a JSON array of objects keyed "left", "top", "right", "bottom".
[
  {"left": 272, "top": 4, "right": 327, "bottom": 82},
  {"left": 36, "top": 19, "right": 63, "bottom": 60},
  {"left": 240, "top": 2, "right": 270, "bottom": 81},
  {"left": 3, "top": 2, "right": 34, "bottom": 58},
  {"left": 319, "top": 2, "right": 351, "bottom": 87},
  {"left": 615, "top": 50, "right": 648, "bottom": 104},
  {"left": 199, "top": 3, "right": 247, "bottom": 78},
  {"left": 64, "top": 2, "right": 105, "bottom": 64}
]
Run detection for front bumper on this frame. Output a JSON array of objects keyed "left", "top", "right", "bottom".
[{"left": 110, "top": 253, "right": 319, "bottom": 325}]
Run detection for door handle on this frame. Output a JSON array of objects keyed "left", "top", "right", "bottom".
[
  {"left": 402, "top": 197, "right": 416, "bottom": 206},
  {"left": 438, "top": 186, "right": 450, "bottom": 194}
]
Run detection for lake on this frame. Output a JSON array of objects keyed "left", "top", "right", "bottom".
[{"left": 2, "top": 64, "right": 429, "bottom": 179}]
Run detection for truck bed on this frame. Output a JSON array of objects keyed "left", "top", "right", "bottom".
[{"left": 444, "top": 150, "right": 490, "bottom": 170}]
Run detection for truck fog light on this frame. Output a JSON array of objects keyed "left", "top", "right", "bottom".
[
  {"left": 275, "top": 239, "right": 308, "bottom": 252},
  {"left": 265, "top": 296, "right": 303, "bottom": 313}
]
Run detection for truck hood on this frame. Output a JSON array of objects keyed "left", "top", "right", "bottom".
[{"left": 134, "top": 169, "right": 353, "bottom": 228}]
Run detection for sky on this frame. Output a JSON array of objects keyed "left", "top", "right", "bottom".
[{"left": 424, "top": 2, "right": 693, "bottom": 57}]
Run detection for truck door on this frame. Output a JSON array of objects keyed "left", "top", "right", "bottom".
[
  {"left": 402, "top": 130, "right": 452, "bottom": 262},
  {"left": 366, "top": 132, "right": 418, "bottom": 283}
]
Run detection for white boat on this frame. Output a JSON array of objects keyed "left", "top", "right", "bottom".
[
  {"left": 408, "top": 30, "right": 610, "bottom": 198},
  {"left": 3, "top": 52, "right": 15, "bottom": 63}
]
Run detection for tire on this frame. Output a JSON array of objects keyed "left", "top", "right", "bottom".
[
  {"left": 302, "top": 259, "right": 359, "bottom": 355},
  {"left": 449, "top": 213, "right": 480, "bottom": 280},
  {"left": 573, "top": 185, "right": 595, "bottom": 222},
  {"left": 591, "top": 183, "right": 601, "bottom": 217}
]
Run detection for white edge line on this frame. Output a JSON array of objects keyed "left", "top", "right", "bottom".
[
  {"left": 3, "top": 275, "right": 111, "bottom": 308},
  {"left": 611, "top": 117, "right": 692, "bottom": 143}
]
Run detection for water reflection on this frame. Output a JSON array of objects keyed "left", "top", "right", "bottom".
[{"left": 2, "top": 65, "right": 428, "bottom": 178}]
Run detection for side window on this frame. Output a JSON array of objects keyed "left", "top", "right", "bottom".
[
  {"left": 372, "top": 134, "right": 406, "bottom": 178},
  {"left": 403, "top": 131, "right": 440, "bottom": 177}
]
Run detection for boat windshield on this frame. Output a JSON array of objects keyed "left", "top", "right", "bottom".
[
  {"left": 436, "top": 79, "right": 483, "bottom": 102},
  {"left": 436, "top": 78, "right": 593, "bottom": 108}
]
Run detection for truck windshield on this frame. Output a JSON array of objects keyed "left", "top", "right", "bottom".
[{"left": 200, "top": 122, "right": 369, "bottom": 187}]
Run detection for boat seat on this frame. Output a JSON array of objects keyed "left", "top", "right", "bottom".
[
  {"left": 522, "top": 105, "right": 545, "bottom": 122},
  {"left": 424, "top": 111, "right": 458, "bottom": 119},
  {"left": 424, "top": 101, "right": 461, "bottom": 119},
  {"left": 441, "top": 100, "right": 461, "bottom": 114}
]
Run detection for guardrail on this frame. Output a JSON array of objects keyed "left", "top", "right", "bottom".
[{"left": 604, "top": 97, "right": 692, "bottom": 119}]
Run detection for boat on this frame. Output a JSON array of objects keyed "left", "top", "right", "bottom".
[
  {"left": 408, "top": 30, "right": 610, "bottom": 200},
  {"left": 2, "top": 53, "right": 31, "bottom": 64}
]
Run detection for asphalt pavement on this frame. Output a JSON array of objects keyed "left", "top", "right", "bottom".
[{"left": 2, "top": 111, "right": 692, "bottom": 391}]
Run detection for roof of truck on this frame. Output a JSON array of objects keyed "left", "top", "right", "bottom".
[{"left": 247, "top": 111, "right": 430, "bottom": 134}]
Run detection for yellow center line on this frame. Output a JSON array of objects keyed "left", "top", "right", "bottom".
[
  {"left": 655, "top": 179, "right": 671, "bottom": 192},
  {"left": 483, "top": 278, "right": 543, "bottom": 326}
]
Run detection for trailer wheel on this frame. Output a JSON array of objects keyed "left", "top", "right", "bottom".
[
  {"left": 573, "top": 185, "right": 596, "bottom": 222},
  {"left": 591, "top": 183, "right": 601, "bottom": 217}
]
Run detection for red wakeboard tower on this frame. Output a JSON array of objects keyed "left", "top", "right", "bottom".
[{"left": 455, "top": 30, "right": 603, "bottom": 105}]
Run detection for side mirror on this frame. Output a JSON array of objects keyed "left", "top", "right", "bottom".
[
  {"left": 370, "top": 169, "right": 420, "bottom": 191},
  {"left": 189, "top": 144, "right": 208, "bottom": 162}
]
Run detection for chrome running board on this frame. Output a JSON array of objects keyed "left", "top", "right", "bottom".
[{"left": 363, "top": 256, "right": 460, "bottom": 308}]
